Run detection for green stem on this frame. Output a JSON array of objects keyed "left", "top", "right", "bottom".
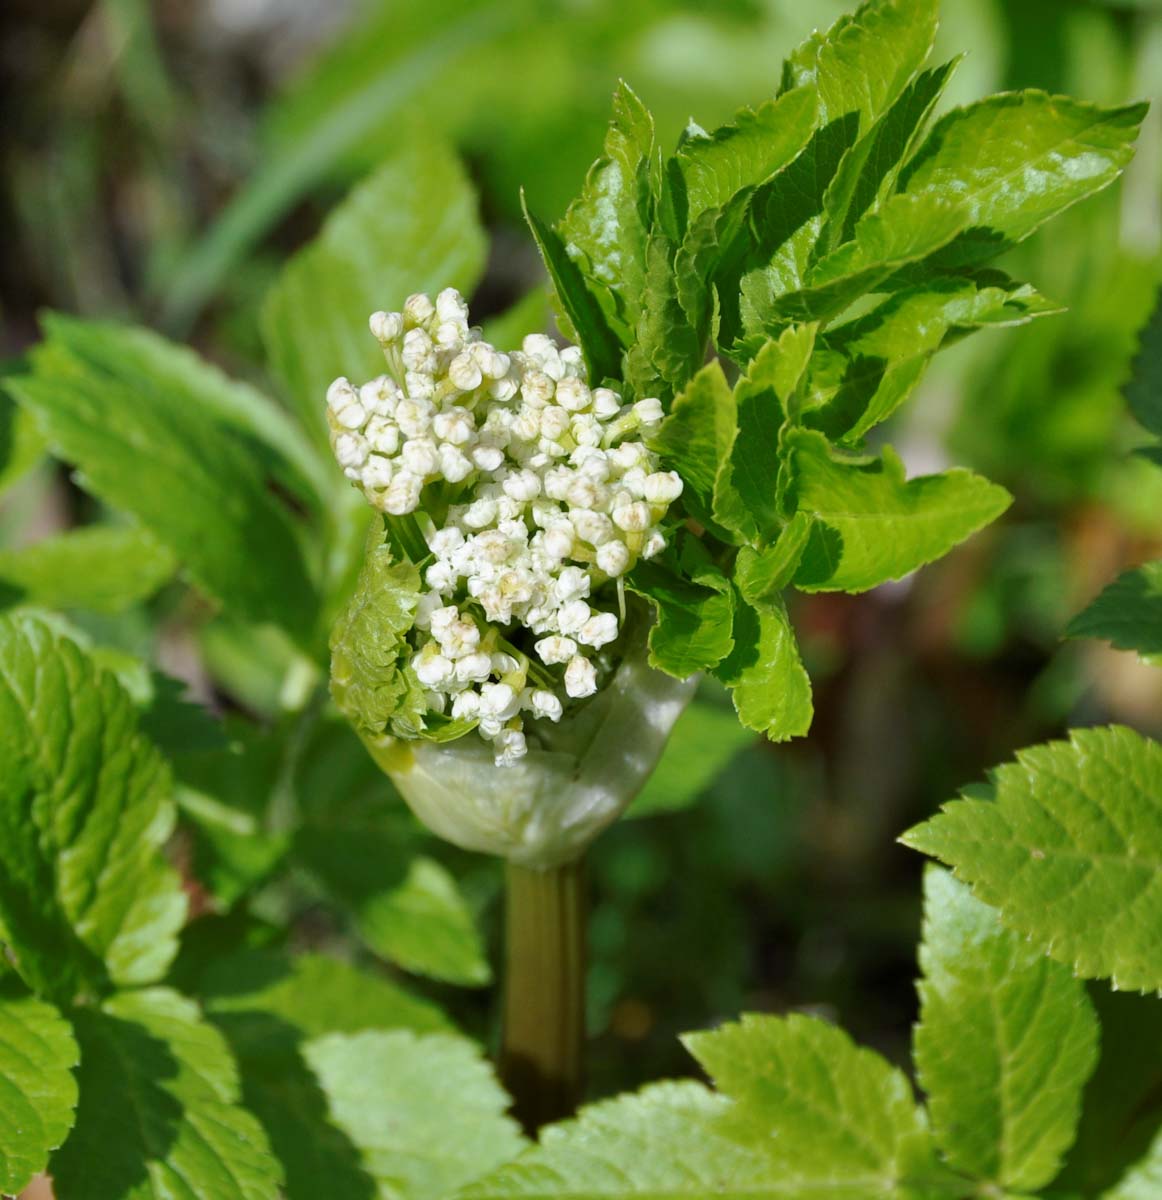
[{"left": 499, "top": 859, "right": 587, "bottom": 1134}]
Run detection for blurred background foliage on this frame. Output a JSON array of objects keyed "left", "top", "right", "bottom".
[{"left": 1, "top": 0, "right": 1161, "bottom": 1098}]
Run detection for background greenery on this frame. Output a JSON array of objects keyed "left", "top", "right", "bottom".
[{"left": 1, "top": 0, "right": 1160, "bottom": 1124}]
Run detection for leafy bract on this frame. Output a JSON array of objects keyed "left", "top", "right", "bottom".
[
  {"left": 353, "top": 856, "right": 491, "bottom": 986},
  {"left": 0, "top": 613, "right": 186, "bottom": 1004},
  {"left": 783, "top": 0, "right": 938, "bottom": 134},
  {"left": 7, "top": 317, "right": 320, "bottom": 641},
  {"left": 0, "top": 990, "right": 79, "bottom": 1195},
  {"left": 304, "top": 1030, "right": 525, "bottom": 1200},
  {"left": 1067, "top": 561, "right": 1162, "bottom": 664},
  {"left": 904, "top": 725, "right": 1162, "bottom": 992},
  {"left": 898, "top": 92, "right": 1147, "bottom": 259},
  {"left": 465, "top": 1012, "right": 949, "bottom": 1197},
  {"left": 915, "top": 868, "right": 1099, "bottom": 1192},
  {"left": 52, "top": 988, "right": 282, "bottom": 1200},
  {"left": 263, "top": 138, "right": 487, "bottom": 446},
  {"left": 786, "top": 430, "right": 1012, "bottom": 592},
  {"left": 329, "top": 525, "right": 423, "bottom": 738},
  {"left": 0, "top": 525, "right": 176, "bottom": 614}
]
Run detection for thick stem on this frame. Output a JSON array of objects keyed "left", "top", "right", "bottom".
[{"left": 499, "top": 858, "right": 587, "bottom": 1134}]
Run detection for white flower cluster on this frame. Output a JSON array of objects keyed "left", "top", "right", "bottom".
[{"left": 327, "top": 288, "right": 682, "bottom": 766}]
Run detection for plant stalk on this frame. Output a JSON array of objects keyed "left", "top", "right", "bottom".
[{"left": 499, "top": 858, "right": 587, "bottom": 1134}]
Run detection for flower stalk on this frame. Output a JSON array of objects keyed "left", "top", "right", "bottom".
[{"left": 500, "top": 857, "right": 587, "bottom": 1134}]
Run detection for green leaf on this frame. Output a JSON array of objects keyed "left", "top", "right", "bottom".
[
  {"left": 1067, "top": 561, "right": 1162, "bottom": 664},
  {"left": 0, "top": 613, "right": 186, "bottom": 1004},
  {"left": 626, "top": 557, "right": 735, "bottom": 678},
  {"left": 467, "top": 1013, "right": 950, "bottom": 1197},
  {"left": 803, "top": 274, "right": 1062, "bottom": 442},
  {"left": 524, "top": 197, "right": 624, "bottom": 385},
  {"left": 558, "top": 81, "right": 654, "bottom": 343},
  {"left": 915, "top": 867, "right": 1099, "bottom": 1192},
  {"left": 0, "top": 525, "right": 176, "bottom": 614},
  {"left": 1104, "top": 1132, "right": 1162, "bottom": 1200},
  {"left": 820, "top": 57, "right": 960, "bottom": 253},
  {"left": 1126, "top": 288, "right": 1162, "bottom": 439},
  {"left": 721, "top": 325, "right": 816, "bottom": 544},
  {"left": 0, "top": 990, "right": 79, "bottom": 1195},
  {"left": 329, "top": 524, "right": 423, "bottom": 739},
  {"left": 262, "top": 139, "right": 487, "bottom": 447},
  {"left": 771, "top": 192, "right": 967, "bottom": 325},
  {"left": 626, "top": 699, "right": 754, "bottom": 818},
  {"left": 354, "top": 857, "right": 491, "bottom": 987},
  {"left": 304, "top": 1030, "right": 525, "bottom": 1199},
  {"left": 52, "top": 987, "right": 282, "bottom": 1200},
  {"left": 786, "top": 429, "right": 1012, "bottom": 592},
  {"left": 903, "top": 725, "right": 1162, "bottom": 992},
  {"left": 7, "top": 317, "right": 321, "bottom": 642},
  {"left": 0, "top": 386, "right": 46, "bottom": 496},
  {"left": 783, "top": 0, "right": 938, "bottom": 134},
  {"left": 899, "top": 92, "right": 1147, "bottom": 256},
  {"left": 676, "top": 86, "right": 818, "bottom": 228},
  {"left": 715, "top": 547, "right": 813, "bottom": 742}
]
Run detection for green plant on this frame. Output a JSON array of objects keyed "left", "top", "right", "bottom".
[{"left": 0, "top": 0, "right": 1157, "bottom": 1196}]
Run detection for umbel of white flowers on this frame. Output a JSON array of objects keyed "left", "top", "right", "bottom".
[{"left": 326, "top": 288, "right": 683, "bottom": 766}]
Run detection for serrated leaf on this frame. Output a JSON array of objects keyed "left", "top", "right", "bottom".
[
  {"left": 626, "top": 557, "right": 735, "bottom": 678},
  {"left": 355, "top": 856, "right": 491, "bottom": 986},
  {"left": 820, "top": 58, "right": 960, "bottom": 254},
  {"left": 786, "top": 429, "right": 1012, "bottom": 592},
  {"left": 524, "top": 197, "right": 624, "bottom": 385},
  {"left": 899, "top": 92, "right": 1147, "bottom": 260},
  {"left": 783, "top": 0, "right": 938, "bottom": 134},
  {"left": 676, "top": 86, "right": 818, "bottom": 229},
  {"left": 1126, "top": 288, "right": 1162, "bottom": 439},
  {"left": 466, "top": 1012, "right": 954, "bottom": 1198},
  {"left": 803, "top": 274, "right": 1062, "bottom": 442},
  {"left": 0, "top": 990, "right": 79, "bottom": 1195},
  {"left": 0, "top": 525, "right": 176, "bottom": 614},
  {"left": 903, "top": 725, "right": 1162, "bottom": 992},
  {"left": 305, "top": 1030, "right": 525, "bottom": 1200},
  {"left": 626, "top": 699, "right": 754, "bottom": 818},
  {"left": 558, "top": 82, "right": 653, "bottom": 343},
  {"left": 52, "top": 987, "right": 282, "bottom": 1200},
  {"left": 714, "top": 547, "right": 813, "bottom": 742},
  {"left": 7, "top": 317, "right": 321, "bottom": 641},
  {"left": 0, "top": 613, "right": 186, "bottom": 1004},
  {"left": 721, "top": 325, "right": 816, "bottom": 544},
  {"left": 1067, "top": 561, "right": 1162, "bottom": 664},
  {"left": 771, "top": 192, "right": 967, "bottom": 325},
  {"left": 915, "top": 867, "right": 1099, "bottom": 1192},
  {"left": 262, "top": 139, "right": 487, "bottom": 447}
]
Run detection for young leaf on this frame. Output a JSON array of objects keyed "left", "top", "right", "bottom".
[
  {"left": 626, "top": 557, "right": 735, "bottom": 678},
  {"left": 351, "top": 856, "right": 492, "bottom": 987},
  {"left": 466, "top": 1013, "right": 951, "bottom": 1197},
  {"left": 915, "top": 867, "right": 1099, "bottom": 1193},
  {"left": 783, "top": 0, "right": 938, "bottom": 134},
  {"left": 304, "top": 1030, "right": 525, "bottom": 1198},
  {"left": 7, "top": 318, "right": 321, "bottom": 642},
  {"left": 1067, "top": 561, "right": 1162, "bottom": 664},
  {"left": 820, "top": 57, "right": 960, "bottom": 253},
  {"left": 803, "top": 274, "right": 1061, "bottom": 443},
  {"left": 626, "top": 699, "right": 754, "bottom": 818},
  {"left": 0, "top": 525, "right": 176, "bottom": 614},
  {"left": 0, "top": 613, "right": 186, "bottom": 1004},
  {"left": 903, "top": 725, "right": 1162, "bottom": 992},
  {"left": 714, "top": 547, "right": 813, "bottom": 742},
  {"left": 262, "top": 138, "right": 487, "bottom": 448},
  {"left": 676, "top": 86, "right": 818, "bottom": 229},
  {"left": 0, "top": 990, "right": 79, "bottom": 1196},
  {"left": 786, "top": 429, "right": 1012, "bottom": 592},
  {"left": 898, "top": 92, "right": 1147, "bottom": 260},
  {"left": 557, "top": 81, "right": 654, "bottom": 341},
  {"left": 52, "top": 988, "right": 282, "bottom": 1200}
]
